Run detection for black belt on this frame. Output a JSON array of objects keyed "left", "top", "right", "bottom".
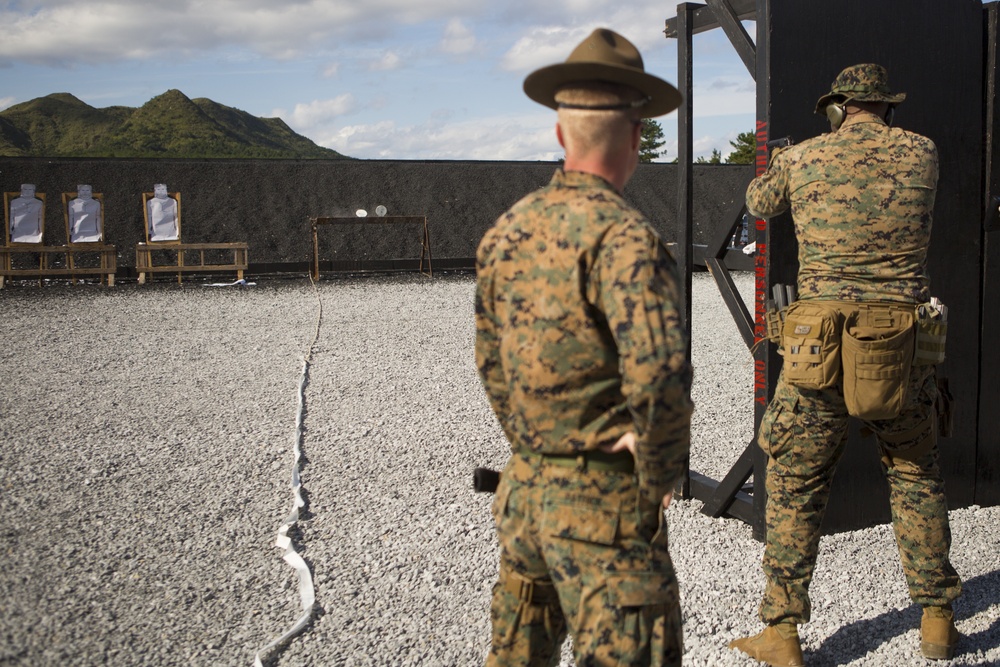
[{"left": 526, "top": 448, "right": 634, "bottom": 474}]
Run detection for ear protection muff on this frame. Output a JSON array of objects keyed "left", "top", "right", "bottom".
[
  {"left": 885, "top": 105, "right": 895, "bottom": 127},
  {"left": 826, "top": 101, "right": 846, "bottom": 130}
]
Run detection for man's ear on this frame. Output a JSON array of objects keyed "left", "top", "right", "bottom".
[
  {"left": 632, "top": 119, "right": 643, "bottom": 151},
  {"left": 556, "top": 122, "right": 566, "bottom": 149}
]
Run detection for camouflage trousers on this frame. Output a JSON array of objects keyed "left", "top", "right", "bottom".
[
  {"left": 486, "top": 451, "right": 682, "bottom": 667},
  {"left": 757, "top": 363, "right": 961, "bottom": 625}
]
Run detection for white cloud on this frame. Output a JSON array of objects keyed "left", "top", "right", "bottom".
[
  {"left": 313, "top": 113, "right": 561, "bottom": 160},
  {"left": 691, "top": 79, "right": 756, "bottom": 119},
  {"left": 368, "top": 51, "right": 402, "bottom": 72},
  {"left": 329, "top": 110, "right": 749, "bottom": 163},
  {"left": 688, "top": 123, "right": 755, "bottom": 162},
  {"left": 439, "top": 18, "right": 476, "bottom": 55},
  {"left": 501, "top": 26, "right": 590, "bottom": 73},
  {"left": 707, "top": 77, "right": 755, "bottom": 93},
  {"left": 693, "top": 134, "right": 722, "bottom": 157},
  {"left": 0, "top": 96, "right": 15, "bottom": 111},
  {"left": 0, "top": 0, "right": 756, "bottom": 163},
  {"left": 272, "top": 94, "right": 358, "bottom": 131},
  {"left": 495, "top": 2, "right": 684, "bottom": 74},
  {"left": 0, "top": 0, "right": 490, "bottom": 65}
]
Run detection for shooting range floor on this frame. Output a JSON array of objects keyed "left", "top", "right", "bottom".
[{"left": 0, "top": 272, "right": 996, "bottom": 666}]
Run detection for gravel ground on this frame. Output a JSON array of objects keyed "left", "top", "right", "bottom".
[{"left": 0, "top": 271, "right": 997, "bottom": 667}]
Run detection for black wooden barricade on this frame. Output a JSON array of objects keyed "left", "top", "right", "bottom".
[
  {"left": 667, "top": 0, "right": 990, "bottom": 539},
  {"left": 979, "top": 3, "right": 1000, "bottom": 507}
]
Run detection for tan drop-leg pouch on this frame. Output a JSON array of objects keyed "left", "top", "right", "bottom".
[{"left": 841, "top": 305, "right": 915, "bottom": 420}]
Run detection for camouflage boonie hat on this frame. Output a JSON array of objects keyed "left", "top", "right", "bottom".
[{"left": 814, "top": 63, "right": 906, "bottom": 115}]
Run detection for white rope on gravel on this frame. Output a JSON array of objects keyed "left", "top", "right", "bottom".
[{"left": 253, "top": 275, "right": 323, "bottom": 667}]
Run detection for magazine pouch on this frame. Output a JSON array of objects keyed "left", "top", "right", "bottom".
[
  {"left": 842, "top": 305, "right": 915, "bottom": 420},
  {"left": 913, "top": 303, "right": 947, "bottom": 366},
  {"left": 765, "top": 308, "right": 785, "bottom": 344},
  {"left": 781, "top": 301, "right": 843, "bottom": 390}
]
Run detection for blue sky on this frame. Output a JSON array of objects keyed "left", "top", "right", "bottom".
[{"left": 0, "top": 1, "right": 758, "bottom": 161}]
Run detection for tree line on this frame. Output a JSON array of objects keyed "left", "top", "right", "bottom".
[{"left": 639, "top": 119, "right": 755, "bottom": 164}]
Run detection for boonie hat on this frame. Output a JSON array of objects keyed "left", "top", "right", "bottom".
[
  {"left": 523, "top": 28, "right": 682, "bottom": 118},
  {"left": 814, "top": 63, "right": 906, "bottom": 115}
]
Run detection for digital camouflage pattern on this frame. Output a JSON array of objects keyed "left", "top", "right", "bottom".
[
  {"left": 487, "top": 453, "right": 682, "bottom": 666},
  {"left": 475, "top": 168, "right": 692, "bottom": 511},
  {"left": 757, "top": 365, "right": 961, "bottom": 624},
  {"left": 747, "top": 111, "right": 937, "bottom": 304},
  {"left": 814, "top": 63, "right": 907, "bottom": 112},
  {"left": 475, "top": 168, "right": 692, "bottom": 664},
  {"left": 746, "top": 108, "right": 961, "bottom": 628}
]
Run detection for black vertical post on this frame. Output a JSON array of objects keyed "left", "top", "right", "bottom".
[
  {"left": 751, "top": 0, "right": 771, "bottom": 542},
  {"left": 677, "top": 2, "right": 696, "bottom": 499},
  {"left": 979, "top": 3, "right": 1000, "bottom": 506},
  {"left": 677, "top": 4, "right": 695, "bottom": 330}
]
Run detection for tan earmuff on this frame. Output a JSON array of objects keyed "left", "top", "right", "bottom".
[{"left": 826, "top": 102, "right": 846, "bottom": 130}]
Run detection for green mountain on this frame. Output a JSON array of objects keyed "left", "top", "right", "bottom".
[{"left": 0, "top": 90, "right": 349, "bottom": 159}]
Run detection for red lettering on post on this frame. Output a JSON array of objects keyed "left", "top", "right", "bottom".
[
  {"left": 754, "top": 358, "right": 768, "bottom": 405},
  {"left": 752, "top": 119, "right": 771, "bottom": 398}
]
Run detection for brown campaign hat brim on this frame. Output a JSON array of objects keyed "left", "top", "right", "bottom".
[
  {"left": 524, "top": 62, "right": 681, "bottom": 118},
  {"left": 522, "top": 29, "right": 681, "bottom": 118}
]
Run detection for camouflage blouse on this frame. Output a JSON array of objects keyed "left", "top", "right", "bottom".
[
  {"left": 475, "top": 169, "right": 693, "bottom": 499},
  {"left": 747, "top": 112, "right": 938, "bottom": 303}
]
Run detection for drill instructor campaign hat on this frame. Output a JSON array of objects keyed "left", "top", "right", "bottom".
[
  {"left": 523, "top": 28, "right": 682, "bottom": 118},
  {"left": 814, "top": 63, "right": 907, "bottom": 115}
]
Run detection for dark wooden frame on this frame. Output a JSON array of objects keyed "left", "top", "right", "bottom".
[{"left": 310, "top": 215, "right": 432, "bottom": 281}]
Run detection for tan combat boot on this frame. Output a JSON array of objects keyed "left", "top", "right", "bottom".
[
  {"left": 921, "top": 606, "right": 959, "bottom": 659},
  {"left": 729, "top": 622, "right": 805, "bottom": 666}
]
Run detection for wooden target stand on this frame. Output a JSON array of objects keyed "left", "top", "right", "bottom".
[
  {"left": 1, "top": 190, "right": 117, "bottom": 288},
  {"left": 310, "top": 215, "right": 433, "bottom": 280},
  {"left": 136, "top": 191, "right": 248, "bottom": 284}
]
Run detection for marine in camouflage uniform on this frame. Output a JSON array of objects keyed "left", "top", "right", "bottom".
[
  {"left": 730, "top": 64, "right": 961, "bottom": 666},
  {"left": 475, "top": 29, "right": 693, "bottom": 666}
]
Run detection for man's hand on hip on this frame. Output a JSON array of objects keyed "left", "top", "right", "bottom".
[{"left": 599, "top": 432, "right": 672, "bottom": 508}]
